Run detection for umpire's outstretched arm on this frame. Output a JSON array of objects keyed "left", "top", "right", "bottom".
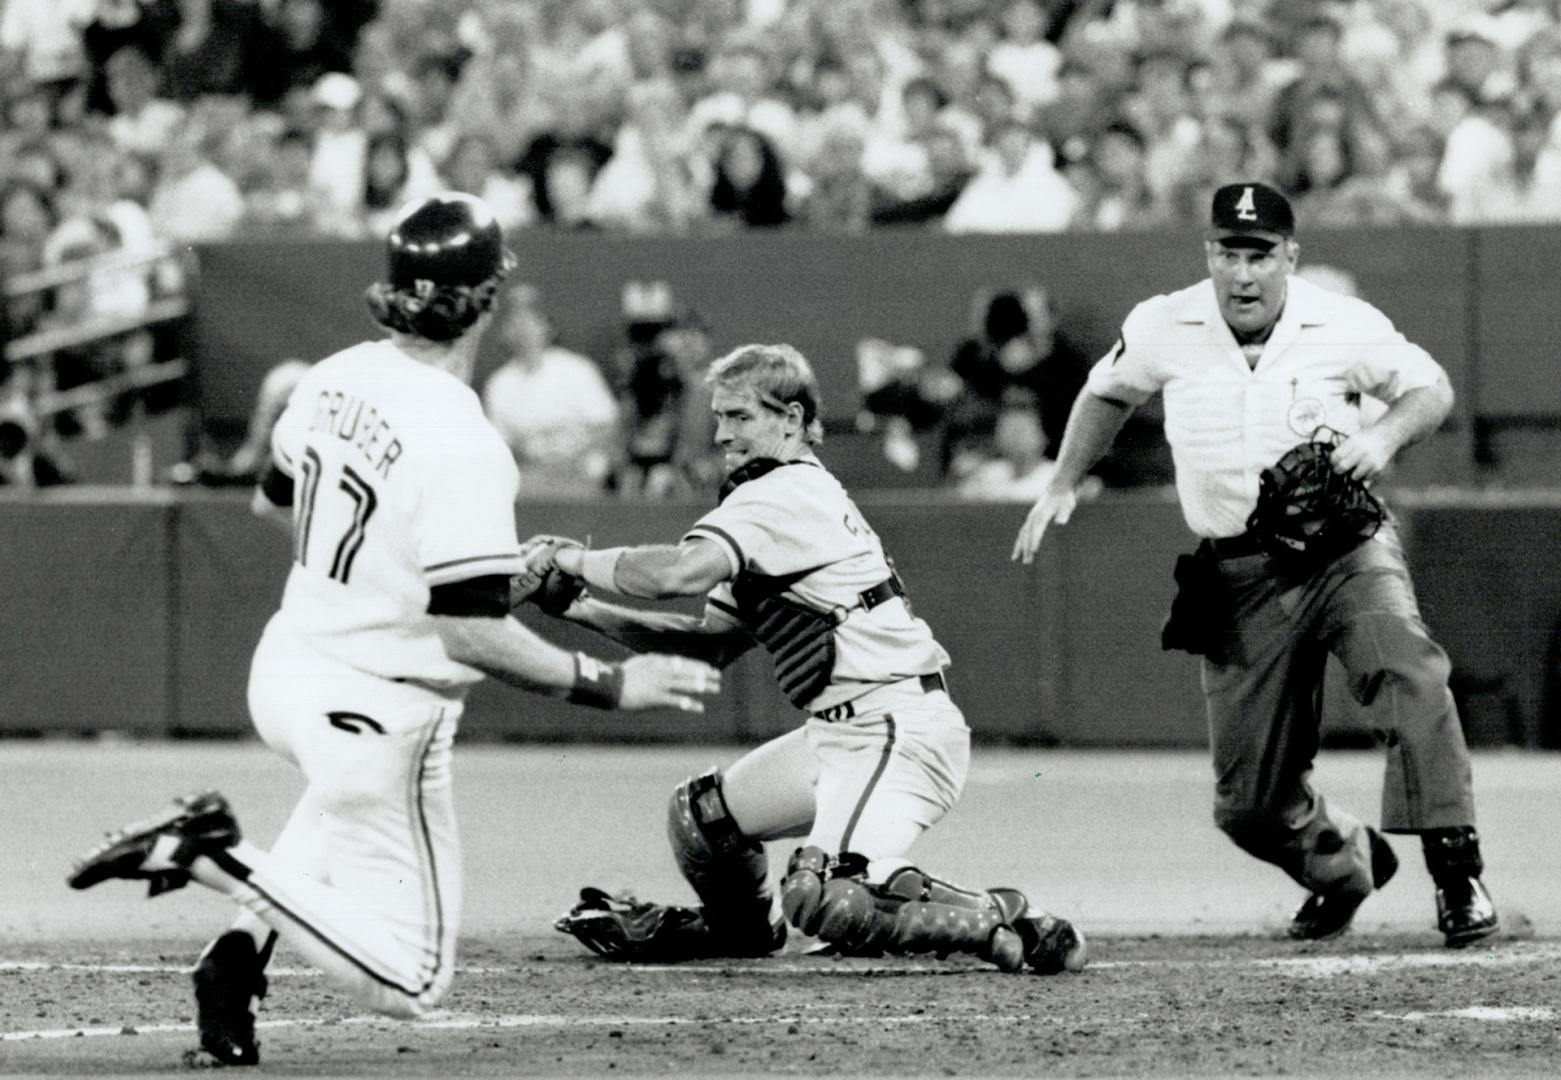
[{"left": 1012, "top": 390, "right": 1135, "bottom": 564}]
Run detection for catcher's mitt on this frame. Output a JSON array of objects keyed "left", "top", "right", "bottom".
[
  {"left": 511, "top": 535, "right": 588, "bottom": 616},
  {"left": 553, "top": 888, "right": 715, "bottom": 962},
  {"left": 1245, "top": 438, "right": 1384, "bottom": 566}
]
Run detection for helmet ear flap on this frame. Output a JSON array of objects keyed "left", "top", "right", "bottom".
[{"left": 366, "top": 282, "right": 485, "bottom": 341}]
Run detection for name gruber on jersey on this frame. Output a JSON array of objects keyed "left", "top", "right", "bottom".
[{"left": 309, "top": 389, "right": 404, "bottom": 479}]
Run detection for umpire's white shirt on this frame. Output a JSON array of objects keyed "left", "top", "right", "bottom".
[{"left": 1084, "top": 274, "right": 1445, "bottom": 539}]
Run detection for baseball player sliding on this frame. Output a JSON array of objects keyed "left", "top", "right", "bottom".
[
  {"left": 1013, "top": 181, "right": 1499, "bottom": 949},
  {"left": 66, "top": 193, "right": 720, "bottom": 1067},
  {"left": 526, "top": 343, "right": 1086, "bottom": 975}
]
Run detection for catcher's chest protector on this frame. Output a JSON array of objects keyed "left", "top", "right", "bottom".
[{"left": 730, "top": 571, "right": 839, "bottom": 707}]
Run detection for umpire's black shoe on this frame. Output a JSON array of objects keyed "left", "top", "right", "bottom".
[
  {"left": 189, "top": 931, "right": 267, "bottom": 1067},
  {"left": 67, "top": 791, "right": 240, "bottom": 897},
  {"left": 1288, "top": 827, "right": 1399, "bottom": 942},
  {"left": 1421, "top": 825, "right": 1500, "bottom": 948},
  {"left": 1436, "top": 876, "right": 1499, "bottom": 948}
]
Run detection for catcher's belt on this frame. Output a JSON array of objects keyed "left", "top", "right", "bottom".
[{"left": 730, "top": 569, "right": 910, "bottom": 708}]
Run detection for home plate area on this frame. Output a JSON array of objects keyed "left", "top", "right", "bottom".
[{"left": 1, "top": 934, "right": 1557, "bottom": 1078}]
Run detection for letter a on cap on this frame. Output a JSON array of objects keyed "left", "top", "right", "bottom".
[{"left": 1234, "top": 186, "right": 1257, "bottom": 221}]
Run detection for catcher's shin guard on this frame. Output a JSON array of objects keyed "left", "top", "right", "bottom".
[
  {"left": 667, "top": 769, "right": 784, "bottom": 953},
  {"left": 781, "top": 848, "right": 1048, "bottom": 974}
]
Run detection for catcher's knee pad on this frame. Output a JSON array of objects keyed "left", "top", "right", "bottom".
[{"left": 667, "top": 770, "right": 775, "bottom": 940}]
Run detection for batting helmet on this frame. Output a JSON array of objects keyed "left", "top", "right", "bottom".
[
  {"left": 385, "top": 192, "right": 512, "bottom": 290},
  {"left": 367, "top": 191, "right": 515, "bottom": 342}
]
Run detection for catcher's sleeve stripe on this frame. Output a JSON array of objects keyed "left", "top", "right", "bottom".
[
  {"left": 427, "top": 574, "right": 510, "bottom": 617},
  {"left": 685, "top": 524, "right": 743, "bottom": 576},
  {"left": 259, "top": 463, "right": 295, "bottom": 508},
  {"left": 424, "top": 553, "right": 526, "bottom": 587}
]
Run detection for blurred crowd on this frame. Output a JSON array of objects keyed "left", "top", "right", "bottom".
[
  {"left": 9, "top": 0, "right": 1561, "bottom": 490},
  {"left": 2, "top": 0, "right": 1561, "bottom": 259}
]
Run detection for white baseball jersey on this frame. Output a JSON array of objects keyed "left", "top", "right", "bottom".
[
  {"left": 684, "top": 454, "right": 949, "bottom": 712},
  {"left": 268, "top": 339, "right": 525, "bottom": 690},
  {"left": 1084, "top": 274, "right": 1445, "bottom": 538}
]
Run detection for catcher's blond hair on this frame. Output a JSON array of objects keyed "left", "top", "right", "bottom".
[{"left": 706, "top": 343, "right": 825, "bottom": 446}]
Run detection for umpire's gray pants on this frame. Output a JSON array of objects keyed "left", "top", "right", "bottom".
[{"left": 1200, "top": 521, "right": 1475, "bottom": 897}]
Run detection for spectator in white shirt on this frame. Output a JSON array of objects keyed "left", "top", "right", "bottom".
[
  {"left": 987, "top": 0, "right": 1062, "bottom": 118},
  {"left": 944, "top": 121, "right": 1079, "bottom": 233},
  {"left": 103, "top": 44, "right": 186, "bottom": 158},
  {"left": 482, "top": 284, "right": 620, "bottom": 498},
  {"left": 145, "top": 116, "right": 245, "bottom": 243}
]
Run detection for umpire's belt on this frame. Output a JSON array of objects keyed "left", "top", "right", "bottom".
[
  {"left": 1201, "top": 531, "right": 1266, "bottom": 560},
  {"left": 812, "top": 671, "right": 947, "bottom": 722}
]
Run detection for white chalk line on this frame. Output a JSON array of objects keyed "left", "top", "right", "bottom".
[
  {"left": 1372, "top": 1006, "right": 1556, "bottom": 1023},
  {"left": 5, "top": 944, "right": 1558, "bottom": 1045},
  {"left": 3, "top": 1011, "right": 1049, "bottom": 1043},
  {"left": 6, "top": 942, "right": 1558, "bottom": 981},
  {"left": 10, "top": 998, "right": 1560, "bottom": 1045}
]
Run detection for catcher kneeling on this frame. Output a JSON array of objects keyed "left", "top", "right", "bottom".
[{"left": 516, "top": 343, "right": 1086, "bottom": 975}]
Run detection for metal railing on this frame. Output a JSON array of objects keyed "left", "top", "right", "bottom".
[{"left": 3, "top": 241, "right": 195, "bottom": 487}]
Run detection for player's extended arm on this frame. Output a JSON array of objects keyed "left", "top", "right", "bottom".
[
  {"left": 1012, "top": 391, "right": 1135, "bottom": 564},
  {"left": 434, "top": 613, "right": 720, "bottom": 714},
  {"left": 1331, "top": 377, "right": 1453, "bottom": 482},
  {"left": 561, "top": 595, "right": 755, "bottom": 668},
  {"left": 555, "top": 537, "right": 733, "bottom": 600}
]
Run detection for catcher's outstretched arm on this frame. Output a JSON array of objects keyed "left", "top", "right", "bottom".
[
  {"left": 558, "top": 537, "right": 733, "bottom": 600},
  {"left": 563, "top": 595, "right": 755, "bottom": 668}
]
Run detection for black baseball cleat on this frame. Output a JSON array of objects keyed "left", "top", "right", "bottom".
[
  {"left": 1012, "top": 912, "right": 1088, "bottom": 974},
  {"left": 67, "top": 791, "right": 240, "bottom": 896},
  {"left": 1288, "top": 826, "right": 1399, "bottom": 942},
  {"left": 987, "top": 888, "right": 1087, "bottom": 974},
  {"left": 188, "top": 931, "right": 267, "bottom": 1067},
  {"left": 1436, "top": 876, "right": 1499, "bottom": 948}
]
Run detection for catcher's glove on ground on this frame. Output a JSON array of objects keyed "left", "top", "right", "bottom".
[
  {"left": 1246, "top": 440, "right": 1384, "bottom": 565},
  {"left": 554, "top": 888, "right": 711, "bottom": 961}
]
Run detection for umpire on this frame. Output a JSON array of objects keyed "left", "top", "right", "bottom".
[{"left": 1012, "top": 181, "right": 1498, "bottom": 948}]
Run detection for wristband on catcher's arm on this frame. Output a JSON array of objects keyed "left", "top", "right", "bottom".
[
  {"left": 567, "top": 652, "right": 624, "bottom": 709},
  {"left": 576, "top": 547, "right": 628, "bottom": 593}
]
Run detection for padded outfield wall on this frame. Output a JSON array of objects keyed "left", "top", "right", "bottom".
[{"left": 1, "top": 489, "right": 1555, "bottom": 748}]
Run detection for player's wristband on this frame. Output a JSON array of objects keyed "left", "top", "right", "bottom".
[
  {"left": 576, "top": 547, "right": 628, "bottom": 593},
  {"left": 567, "top": 652, "right": 624, "bottom": 710}
]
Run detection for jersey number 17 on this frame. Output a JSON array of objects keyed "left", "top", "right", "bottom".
[{"left": 294, "top": 446, "right": 378, "bottom": 584}]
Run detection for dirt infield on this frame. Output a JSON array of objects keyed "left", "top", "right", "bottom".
[
  {"left": 5, "top": 743, "right": 1559, "bottom": 1077},
  {"left": 3, "top": 933, "right": 1558, "bottom": 1078}
]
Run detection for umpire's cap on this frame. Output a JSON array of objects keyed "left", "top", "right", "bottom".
[
  {"left": 385, "top": 191, "right": 515, "bottom": 290},
  {"left": 1208, "top": 181, "right": 1295, "bottom": 250}
]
